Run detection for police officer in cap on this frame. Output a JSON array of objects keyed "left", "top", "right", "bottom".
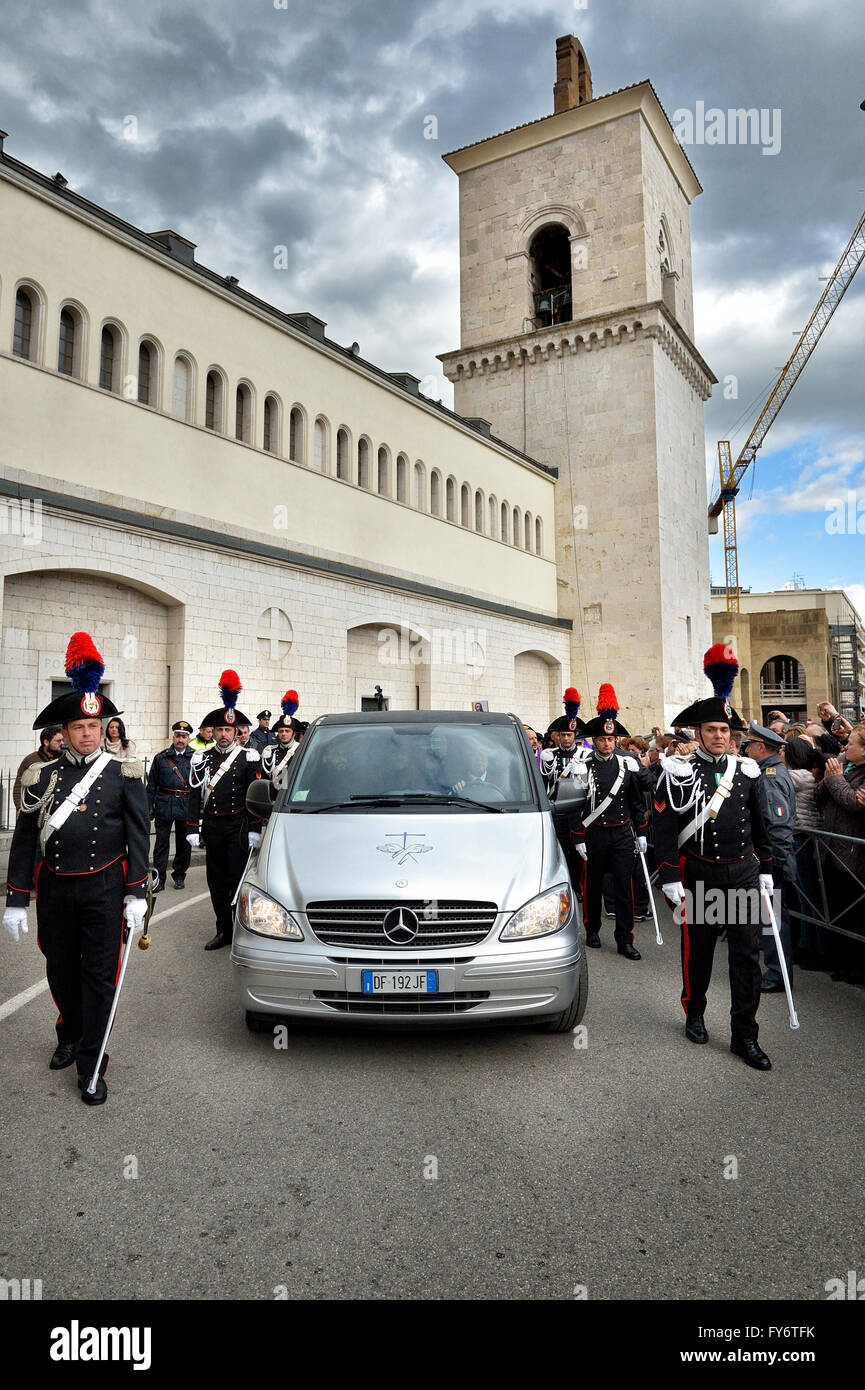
[
  {"left": 2, "top": 633, "right": 150, "bottom": 1105},
  {"left": 186, "top": 670, "right": 262, "bottom": 950},
  {"left": 571, "top": 685, "right": 648, "bottom": 959},
  {"left": 249, "top": 711, "right": 276, "bottom": 755},
  {"left": 147, "top": 720, "right": 194, "bottom": 892},
  {"left": 652, "top": 646, "right": 774, "bottom": 1069},
  {"left": 741, "top": 720, "right": 797, "bottom": 994}
]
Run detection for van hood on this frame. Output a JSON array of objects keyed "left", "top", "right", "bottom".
[{"left": 260, "top": 811, "right": 549, "bottom": 913}]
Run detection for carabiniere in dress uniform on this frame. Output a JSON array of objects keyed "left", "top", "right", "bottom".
[{"left": 2, "top": 632, "right": 150, "bottom": 1106}]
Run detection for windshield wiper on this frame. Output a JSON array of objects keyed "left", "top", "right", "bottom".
[{"left": 299, "top": 792, "right": 504, "bottom": 813}]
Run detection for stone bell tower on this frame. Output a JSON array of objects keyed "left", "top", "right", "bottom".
[{"left": 439, "top": 36, "right": 716, "bottom": 730}]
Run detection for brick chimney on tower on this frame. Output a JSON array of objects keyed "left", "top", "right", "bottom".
[{"left": 553, "top": 35, "right": 593, "bottom": 113}]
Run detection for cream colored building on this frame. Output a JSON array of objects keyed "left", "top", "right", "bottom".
[{"left": 0, "top": 130, "right": 570, "bottom": 773}]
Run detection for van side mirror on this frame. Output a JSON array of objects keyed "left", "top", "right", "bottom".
[
  {"left": 550, "top": 776, "right": 587, "bottom": 818},
  {"left": 247, "top": 779, "right": 276, "bottom": 819}
]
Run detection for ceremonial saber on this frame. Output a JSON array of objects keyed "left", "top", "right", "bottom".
[
  {"left": 760, "top": 885, "right": 800, "bottom": 1030},
  {"left": 231, "top": 844, "right": 257, "bottom": 908},
  {"left": 638, "top": 849, "right": 663, "bottom": 946},
  {"left": 86, "top": 873, "right": 156, "bottom": 1095}
]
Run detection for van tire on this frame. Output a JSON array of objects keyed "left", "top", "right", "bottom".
[
  {"left": 246, "top": 1011, "right": 274, "bottom": 1034},
  {"left": 538, "top": 955, "right": 588, "bottom": 1032}
]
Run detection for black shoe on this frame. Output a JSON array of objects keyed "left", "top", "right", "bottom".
[
  {"left": 585, "top": 931, "right": 601, "bottom": 948},
  {"left": 730, "top": 1038, "right": 772, "bottom": 1070},
  {"left": 204, "top": 932, "right": 231, "bottom": 951},
  {"left": 49, "top": 1041, "right": 79, "bottom": 1070},
  {"left": 617, "top": 942, "right": 642, "bottom": 960},
  {"left": 760, "top": 978, "right": 785, "bottom": 993},
  {"left": 685, "top": 1014, "right": 708, "bottom": 1043},
  {"left": 603, "top": 908, "right": 615, "bottom": 919},
  {"left": 634, "top": 911, "right": 651, "bottom": 921},
  {"left": 78, "top": 1075, "right": 108, "bottom": 1105},
  {"left": 173, "top": 876, "right": 186, "bottom": 890},
  {"left": 151, "top": 880, "right": 164, "bottom": 894}
]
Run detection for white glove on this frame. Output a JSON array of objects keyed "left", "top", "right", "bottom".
[
  {"left": 3, "top": 907, "right": 28, "bottom": 943},
  {"left": 123, "top": 895, "right": 147, "bottom": 929},
  {"left": 636, "top": 836, "right": 647, "bottom": 854},
  {"left": 575, "top": 842, "right": 587, "bottom": 860},
  {"left": 539, "top": 748, "right": 555, "bottom": 771},
  {"left": 758, "top": 874, "right": 775, "bottom": 896},
  {"left": 248, "top": 832, "right": 261, "bottom": 849},
  {"left": 186, "top": 833, "right": 201, "bottom": 848},
  {"left": 662, "top": 882, "right": 686, "bottom": 906}
]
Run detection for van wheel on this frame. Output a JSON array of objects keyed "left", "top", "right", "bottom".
[
  {"left": 245, "top": 1011, "right": 274, "bottom": 1034},
  {"left": 538, "top": 955, "right": 588, "bottom": 1032}
]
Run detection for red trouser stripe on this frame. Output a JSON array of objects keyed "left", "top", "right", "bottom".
[{"left": 679, "top": 852, "right": 690, "bottom": 1014}]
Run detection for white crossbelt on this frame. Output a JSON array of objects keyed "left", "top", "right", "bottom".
[
  {"left": 202, "top": 743, "right": 243, "bottom": 808},
  {"left": 583, "top": 762, "right": 625, "bottom": 827},
  {"left": 677, "top": 754, "right": 736, "bottom": 849},
  {"left": 41, "top": 752, "right": 112, "bottom": 848}
]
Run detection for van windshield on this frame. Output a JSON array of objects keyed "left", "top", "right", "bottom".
[{"left": 287, "top": 721, "right": 536, "bottom": 810}]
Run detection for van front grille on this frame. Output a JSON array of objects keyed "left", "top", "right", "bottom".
[
  {"left": 313, "top": 990, "right": 490, "bottom": 1015},
  {"left": 306, "top": 900, "right": 497, "bottom": 948}
]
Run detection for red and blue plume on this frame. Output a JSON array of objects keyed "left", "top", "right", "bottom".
[
  {"left": 65, "top": 632, "right": 104, "bottom": 695},
  {"left": 218, "top": 669, "right": 242, "bottom": 710},
  {"left": 563, "top": 686, "right": 581, "bottom": 719},
  {"left": 281, "top": 689, "right": 299, "bottom": 718},
  {"left": 596, "top": 683, "right": 619, "bottom": 718},
  {"left": 704, "top": 643, "right": 738, "bottom": 699}
]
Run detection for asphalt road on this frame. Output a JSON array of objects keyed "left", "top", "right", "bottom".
[{"left": 1, "top": 854, "right": 863, "bottom": 1301}]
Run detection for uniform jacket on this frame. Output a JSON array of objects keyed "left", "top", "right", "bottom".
[
  {"left": 186, "top": 744, "right": 262, "bottom": 833},
  {"left": 12, "top": 748, "right": 55, "bottom": 814},
  {"left": 755, "top": 752, "right": 797, "bottom": 880},
  {"left": 814, "top": 759, "right": 865, "bottom": 878},
  {"left": 652, "top": 750, "right": 772, "bottom": 887},
  {"left": 249, "top": 727, "right": 277, "bottom": 755},
  {"left": 571, "top": 751, "right": 648, "bottom": 841},
  {"left": 6, "top": 749, "right": 150, "bottom": 908},
  {"left": 147, "top": 745, "right": 194, "bottom": 822},
  {"left": 261, "top": 740, "right": 298, "bottom": 786}
]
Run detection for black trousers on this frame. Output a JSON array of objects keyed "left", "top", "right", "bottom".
[
  {"left": 679, "top": 853, "right": 762, "bottom": 1043},
  {"left": 585, "top": 824, "right": 635, "bottom": 943},
  {"left": 36, "top": 859, "right": 125, "bottom": 1076},
  {"left": 152, "top": 816, "right": 191, "bottom": 887},
  {"left": 555, "top": 821, "right": 584, "bottom": 900},
  {"left": 203, "top": 815, "right": 248, "bottom": 937}
]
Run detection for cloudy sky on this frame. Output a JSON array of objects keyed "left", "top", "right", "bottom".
[{"left": 2, "top": 0, "right": 863, "bottom": 615}]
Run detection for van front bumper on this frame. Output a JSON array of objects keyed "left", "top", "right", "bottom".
[{"left": 231, "top": 921, "right": 583, "bottom": 1026}]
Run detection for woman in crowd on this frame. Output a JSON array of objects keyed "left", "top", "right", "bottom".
[
  {"left": 783, "top": 736, "right": 828, "bottom": 970},
  {"left": 814, "top": 724, "right": 865, "bottom": 982},
  {"left": 104, "top": 716, "right": 137, "bottom": 761}
]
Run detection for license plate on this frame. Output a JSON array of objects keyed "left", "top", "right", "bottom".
[{"left": 361, "top": 970, "right": 438, "bottom": 994}]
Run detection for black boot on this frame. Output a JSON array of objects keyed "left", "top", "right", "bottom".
[
  {"left": 49, "top": 1041, "right": 79, "bottom": 1070},
  {"left": 730, "top": 1038, "right": 772, "bottom": 1070},
  {"left": 585, "top": 931, "right": 601, "bottom": 948},
  {"left": 617, "top": 941, "right": 641, "bottom": 960},
  {"left": 173, "top": 876, "right": 186, "bottom": 890},
  {"left": 685, "top": 1013, "right": 708, "bottom": 1043},
  {"left": 204, "top": 932, "right": 231, "bottom": 951}
]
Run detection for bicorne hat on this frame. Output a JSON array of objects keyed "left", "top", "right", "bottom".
[
  {"left": 581, "top": 684, "right": 630, "bottom": 739},
  {"left": 201, "top": 670, "right": 251, "bottom": 730},
  {"left": 272, "top": 689, "right": 300, "bottom": 733},
  {"left": 33, "top": 632, "right": 122, "bottom": 729},
  {"left": 545, "top": 685, "right": 585, "bottom": 736},
  {"left": 671, "top": 644, "right": 746, "bottom": 731}
]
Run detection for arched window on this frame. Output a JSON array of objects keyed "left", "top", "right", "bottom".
[
  {"left": 314, "top": 416, "right": 329, "bottom": 472},
  {"left": 513, "top": 506, "right": 522, "bottom": 547},
  {"left": 460, "top": 484, "right": 470, "bottom": 528},
  {"left": 13, "top": 287, "right": 37, "bottom": 360},
  {"left": 525, "top": 510, "right": 533, "bottom": 550},
  {"left": 289, "top": 406, "right": 305, "bottom": 463},
  {"left": 529, "top": 223, "right": 573, "bottom": 328},
  {"left": 138, "top": 340, "right": 156, "bottom": 405},
  {"left": 58, "top": 306, "right": 85, "bottom": 378},
  {"left": 430, "top": 470, "right": 442, "bottom": 517},
  {"left": 100, "top": 325, "right": 122, "bottom": 393},
  {"left": 206, "top": 369, "right": 225, "bottom": 431},
  {"left": 446, "top": 477, "right": 457, "bottom": 522},
  {"left": 535, "top": 516, "right": 543, "bottom": 556},
  {"left": 414, "top": 461, "right": 426, "bottom": 511},
  {"left": 474, "top": 490, "right": 485, "bottom": 532},
  {"left": 336, "top": 427, "right": 351, "bottom": 480},
  {"left": 358, "top": 436, "right": 371, "bottom": 489},
  {"left": 377, "top": 445, "right": 390, "bottom": 495},
  {"left": 488, "top": 495, "right": 498, "bottom": 538},
  {"left": 235, "top": 383, "right": 252, "bottom": 443},
  {"left": 396, "top": 454, "right": 409, "bottom": 503},
  {"left": 501, "top": 501, "right": 510, "bottom": 543},
  {"left": 263, "top": 394, "right": 280, "bottom": 453}
]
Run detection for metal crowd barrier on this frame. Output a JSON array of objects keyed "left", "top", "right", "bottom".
[{"left": 789, "top": 826, "right": 865, "bottom": 943}]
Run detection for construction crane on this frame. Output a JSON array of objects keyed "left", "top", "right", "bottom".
[{"left": 708, "top": 207, "right": 865, "bottom": 611}]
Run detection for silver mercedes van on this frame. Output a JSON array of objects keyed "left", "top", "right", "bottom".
[{"left": 231, "top": 710, "right": 587, "bottom": 1032}]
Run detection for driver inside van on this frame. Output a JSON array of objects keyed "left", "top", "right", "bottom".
[{"left": 452, "top": 750, "right": 488, "bottom": 794}]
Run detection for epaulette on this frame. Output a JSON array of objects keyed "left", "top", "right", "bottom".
[
  {"left": 739, "top": 757, "right": 761, "bottom": 779},
  {"left": 663, "top": 755, "right": 695, "bottom": 782},
  {"left": 121, "top": 758, "right": 145, "bottom": 780},
  {"left": 622, "top": 755, "right": 640, "bottom": 772},
  {"left": 19, "top": 765, "right": 44, "bottom": 790},
  {"left": 244, "top": 748, "right": 261, "bottom": 763}
]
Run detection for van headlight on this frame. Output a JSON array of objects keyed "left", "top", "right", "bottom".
[
  {"left": 500, "top": 885, "right": 572, "bottom": 940},
  {"left": 237, "top": 886, "right": 303, "bottom": 940}
]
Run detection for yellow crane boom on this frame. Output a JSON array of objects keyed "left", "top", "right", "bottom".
[{"left": 709, "top": 208, "right": 865, "bottom": 611}]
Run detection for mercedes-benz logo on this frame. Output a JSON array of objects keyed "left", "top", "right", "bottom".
[{"left": 382, "top": 906, "right": 420, "bottom": 945}]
